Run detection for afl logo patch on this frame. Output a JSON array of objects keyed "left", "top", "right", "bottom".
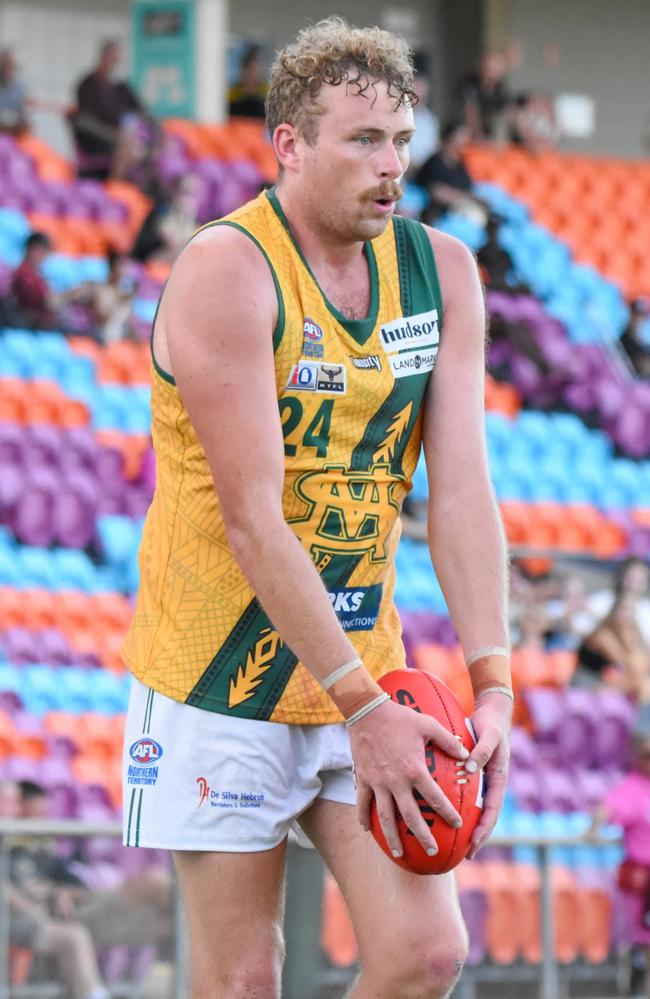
[
  {"left": 129, "top": 738, "right": 163, "bottom": 767},
  {"left": 303, "top": 317, "right": 324, "bottom": 342}
]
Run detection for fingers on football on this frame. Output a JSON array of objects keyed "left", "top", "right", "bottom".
[
  {"left": 465, "top": 720, "right": 501, "bottom": 773},
  {"left": 395, "top": 791, "right": 438, "bottom": 855},
  {"left": 374, "top": 788, "right": 403, "bottom": 857},
  {"left": 415, "top": 773, "right": 462, "bottom": 829},
  {"left": 420, "top": 714, "right": 469, "bottom": 761},
  {"left": 468, "top": 742, "right": 510, "bottom": 859}
]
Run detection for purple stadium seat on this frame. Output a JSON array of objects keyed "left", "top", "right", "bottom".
[
  {"left": 36, "top": 628, "right": 75, "bottom": 667},
  {"left": 59, "top": 428, "right": 100, "bottom": 475},
  {"left": 139, "top": 446, "right": 156, "bottom": 494},
  {"left": 54, "top": 474, "right": 98, "bottom": 549},
  {"left": 591, "top": 690, "right": 636, "bottom": 771},
  {"left": 123, "top": 486, "right": 152, "bottom": 519},
  {"left": 508, "top": 767, "right": 545, "bottom": 811},
  {"left": 0, "top": 461, "right": 24, "bottom": 510},
  {"left": 522, "top": 688, "right": 565, "bottom": 745},
  {"left": 0, "top": 425, "right": 24, "bottom": 464},
  {"left": 543, "top": 768, "right": 583, "bottom": 812},
  {"left": 13, "top": 468, "right": 58, "bottom": 546},
  {"left": 459, "top": 887, "right": 488, "bottom": 965},
  {"left": 2, "top": 626, "right": 41, "bottom": 664},
  {"left": 509, "top": 726, "right": 538, "bottom": 772},
  {"left": 559, "top": 689, "right": 597, "bottom": 767},
  {"left": 25, "top": 425, "right": 62, "bottom": 469}
]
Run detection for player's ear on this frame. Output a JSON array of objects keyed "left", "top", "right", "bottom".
[{"left": 272, "top": 123, "right": 303, "bottom": 173}]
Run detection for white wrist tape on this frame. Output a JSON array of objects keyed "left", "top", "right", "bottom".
[
  {"left": 466, "top": 646, "right": 510, "bottom": 667},
  {"left": 321, "top": 657, "right": 364, "bottom": 691},
  {"left": 475, "top": 686, "right": 514, "bottom": 702},
  {"left": 344, "top": 693, "right": 390, "bottom": 727}
]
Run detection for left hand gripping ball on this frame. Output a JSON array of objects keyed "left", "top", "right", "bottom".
[{"left": 369, "top": 669, "right": 485, "bottom": 875}]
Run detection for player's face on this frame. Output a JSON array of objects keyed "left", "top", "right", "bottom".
[{"left": 298, "top": 78, "right": 414, "bottom": 243}]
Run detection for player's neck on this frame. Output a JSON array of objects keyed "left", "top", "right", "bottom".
[{"left": 274, "top": 184, "right": 365, "bottom": 272}]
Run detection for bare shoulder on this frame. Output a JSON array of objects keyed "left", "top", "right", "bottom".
[
  {"left": 420, "top": 225, "right": 482, "bottom": 312},
  {"left": 166, "top": 223, "right": 277, "bottom": 309},
  {"left": 157, "top": 223, "right": 279, "bottom": 369}
]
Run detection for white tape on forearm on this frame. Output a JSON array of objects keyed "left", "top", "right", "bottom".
[
  {"left": 466, "top": 646, "right": 510, "bottom": 667},
  {"left": 321, "top": 657, "right": 364, "bottom": 691}
]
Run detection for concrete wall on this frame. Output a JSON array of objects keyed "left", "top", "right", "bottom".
[{"left": 486, "top": 0, "right": 650, "bottom": 158}]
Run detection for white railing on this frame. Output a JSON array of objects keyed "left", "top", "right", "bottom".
[{"left": 0, "top": 821, "right": 622, "bottom": 999}]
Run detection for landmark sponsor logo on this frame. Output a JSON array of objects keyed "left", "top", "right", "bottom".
[{"left": 388, "top": 347, "right": 438, "bottom": 378}]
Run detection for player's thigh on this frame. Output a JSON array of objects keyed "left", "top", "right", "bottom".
[
  {"left": 299, "top": 799, "right": 467, "bottom": 965},
  {"left": 173, "top": 842, "right": 287, "bottom": 973}
]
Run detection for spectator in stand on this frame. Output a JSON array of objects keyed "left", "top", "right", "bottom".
[
  {"left": 588, "top": 705, "right": 650, "bottom": 998},
  {"left": 415, "top": 119, "right": 488, "bottom": 225},
  {"left": 574, "top": 558, "right": 650, "bottom": 647},
  {"left": 228, "top": 43, "right": 268, "bottom": 120},
  {"left": 14, "top": 779, "right": 174, "bottom": 967},
  {"left": 0, "top": 779, "right": 111, "bottom": 999},
  {"left": 620, "top": 298, "right": 650, "bottom": 380},
  {"left": 509, "top": 91, "right": 559, "bottom": 154},
  {"left": 132, "top": 175, "right": 201, "bottom": 264},
  {"left": 88, "top": 251, "right": 136, "bottom": 343},
  {"left": 8, "top": 232, "right": 59, "bottom": 330},
  {"left": 72, "top": 40, "right": 150, "bottom": 181},
  {"left": 573, "top": 575, "right": 650, "bottom": 702},
  {"left": 7, "top": 232, "right": 89, "bottom": 332},
  {"left": 459, "top": 50, "right": 512, "bottom": 142},
  {"left": 407, "top": 57, "right": 439, "bottom": 176},
  {"left": 0, "top": 46, "right": 28, "bottom": 135}
]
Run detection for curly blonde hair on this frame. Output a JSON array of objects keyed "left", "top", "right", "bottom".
[{"left": 266, "top": 16, "right": 417, "bottom": 143}]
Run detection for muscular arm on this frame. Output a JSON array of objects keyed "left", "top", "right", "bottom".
[
  {"left": 164, "top": 227, "right": 357, "bottom": 680},
  {"left": 423, "top": 231, "right": 509, "bottom": 657},
  {"left": 423, "top": 230, "right": 511, "bottom": 856}
]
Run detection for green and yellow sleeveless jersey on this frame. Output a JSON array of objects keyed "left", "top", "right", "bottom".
[{"left": 123, "top": 188, "right": 443, "bottom": 724}]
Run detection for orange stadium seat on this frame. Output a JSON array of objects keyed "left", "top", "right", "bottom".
[
  {"left": 95, "top": 430, "right": 149, "bottom": 480},
  {"left": 576, "top": 879, "right": 612, "bottom": 964},
  {"left": 411, "top": 644, "right": 474, "bottom": 714},
  {"left": 0, "top": 712, "right": 19, "bottom": 759}
]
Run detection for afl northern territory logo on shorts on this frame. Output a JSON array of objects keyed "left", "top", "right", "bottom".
[
  {"left": 302, "top": 317, "right": 325, "bottom": 358},
  {"left": 127, "top": 738, "right": 163, "bottom": 786}
]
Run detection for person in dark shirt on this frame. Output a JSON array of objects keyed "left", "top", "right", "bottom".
[
  {"left": 8, "top": 233, "right": 58, "bottom": 330},
  {"left": 620, "top": 299, "right": 650, "bottom": 380},
  {"left": 72, "top": 39, "right": 145, "bottom": 180},
  {"left": 415, "top": 119, "right": 487, "bottom": 224},
  {"left": 0, "top": 47, "right": 28, "bottom": 135},
  {"left": 228, "top": 43, "right": 268, "bottom": 119},
  {"left": 459, "top": 50, "right": 512, "bottom": 141}
]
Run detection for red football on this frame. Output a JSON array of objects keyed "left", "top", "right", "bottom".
[{"left": 369, "top": 669, "right": 484, "bottom": 874}]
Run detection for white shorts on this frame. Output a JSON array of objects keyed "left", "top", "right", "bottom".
[{"left": 122, "top": 677, "right": 356, "bottom": 851}]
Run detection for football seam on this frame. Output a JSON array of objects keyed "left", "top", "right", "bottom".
[{"left": 415, "top": 669, "right": 464, "bottom": 873}]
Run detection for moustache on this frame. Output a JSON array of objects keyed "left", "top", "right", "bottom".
[{"left": 364, "top": 183, "right": 404, "bottom": 203}]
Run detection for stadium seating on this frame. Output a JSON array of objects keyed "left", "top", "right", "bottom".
[{"left": 0, "top": 125, "right": 646, "bottom": 978}]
